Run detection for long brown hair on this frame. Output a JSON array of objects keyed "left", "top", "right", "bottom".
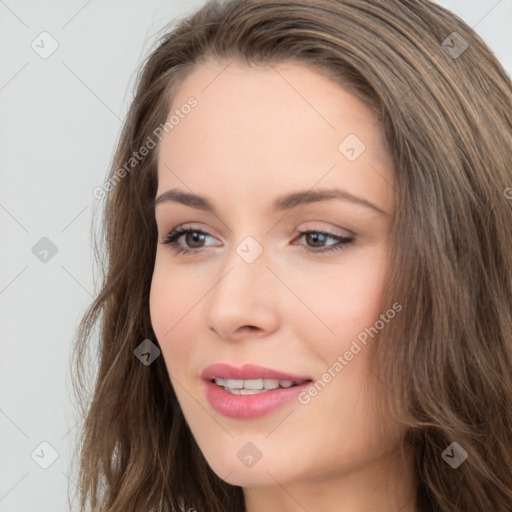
[{"left": 71, "top": 1, "right": 512, "bottom": 510}]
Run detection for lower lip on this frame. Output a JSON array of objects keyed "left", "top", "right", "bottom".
[{"left": 204, "top": 380, "right": 311, "bottom": 419}]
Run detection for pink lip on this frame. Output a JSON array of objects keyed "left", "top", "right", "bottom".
[
  {"left": 201, "top": 363, "right": 313, "bottom": 419},
  {"left": 200, "top": 363, "right": 312, "bottom": 381}
]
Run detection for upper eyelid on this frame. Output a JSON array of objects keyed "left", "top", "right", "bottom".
[
  {"left": 166, "top": 224, "right": 345, "bottom": 236},
  {"left": 161, "top": 220, "right": 354, "bottom": 237},
  {"left": 162, "top": 226, "right": 352, "bottom": 245}
]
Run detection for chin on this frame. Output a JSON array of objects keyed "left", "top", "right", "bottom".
[
  {"left": 217, "top": 468, "right": 284, "bottom": 488},
  {"left": 203, "top": 449, "right": 296, "bottom": 488}
]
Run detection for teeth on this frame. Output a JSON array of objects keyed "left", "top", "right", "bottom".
[
  {"left": 263, "top": 379, "right": 280, "bottom": 389},
  {"left": 227, "top": 388, "right": 266, "bottom": 395},
  {"left": 214, "top": 378, "right": 244, "bottom": 388},
  {"left": 244, "top": 379, "right": 264, "bottom": 390},
  {"left": 213, "top": 377, "right": 305, "bottom": 393}
]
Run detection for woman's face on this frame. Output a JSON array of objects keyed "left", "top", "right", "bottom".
[{"left": 150, "top": 59, "right": 400, "bottom": 503}]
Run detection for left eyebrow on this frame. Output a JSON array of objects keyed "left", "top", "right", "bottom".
[{"left": 153, "top": 187, "right": 388, "bottom": 216}]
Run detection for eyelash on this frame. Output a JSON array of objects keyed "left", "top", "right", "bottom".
[{"left": 160, "top": 226, "right": 354, "bottom": 256}]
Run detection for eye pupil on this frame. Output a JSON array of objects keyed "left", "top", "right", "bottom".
[
  {"left": 162, "top": 227, "right": 352, "bottom": 256},
  {"left": 307, "top": 233, "right": 326, "bottom": 247},
  {"left": 188, "top": 232, "right": 204, "bottom": 247}
]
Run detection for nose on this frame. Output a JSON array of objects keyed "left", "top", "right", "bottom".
[{"left": 205, "top": 239, "right": 280, "bottom": 341}]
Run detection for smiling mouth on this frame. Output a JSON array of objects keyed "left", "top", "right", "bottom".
[{"left": 212, "top": 377, "right": 311, "bottom": 395}]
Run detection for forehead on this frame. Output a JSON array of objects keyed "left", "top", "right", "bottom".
[{"left": 156, "top": 59, "right": 394, "bottom": 216}]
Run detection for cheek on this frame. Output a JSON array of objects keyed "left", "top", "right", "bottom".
[
  {"left": 296, "top": 250, "right": 390, "bottom": 345},
  {"left": 149, "top": 258, "right": 197, "bottom": 365},
  {"left": 337, "top": 259, "right": 388, "bottom": 330},
  {"left": 149, "top": 244, "right": 389, "bottom": 369}
]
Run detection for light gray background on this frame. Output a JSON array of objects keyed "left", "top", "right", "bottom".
[{"left": 0, "top": 1, "right": 510, "bottom": 511}]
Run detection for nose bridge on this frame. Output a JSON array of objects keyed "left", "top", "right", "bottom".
[
  {"left": 205, "top": 232, "right": 279, "bottom": 335},
  {"left": 216, "top": 233, "right": 270, "bottom": 303}
]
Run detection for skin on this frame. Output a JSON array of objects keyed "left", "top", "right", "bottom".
[{"left": 149, "top": 59, "right": 416, "bottom": 512}]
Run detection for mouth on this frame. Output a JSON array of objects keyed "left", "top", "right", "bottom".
[
  {"left": 201, "top": 362, "right": 313, "bottom": 382},
  {"left": 201, "top": 363, "right": 314, "bottom": 418},
  {"left": 211, "top": 377, "right": 312, "bottom": 395}
]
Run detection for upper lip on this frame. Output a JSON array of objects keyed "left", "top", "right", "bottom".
[{"left": 201, "top": 363, "right": 312, "bottom": 382}]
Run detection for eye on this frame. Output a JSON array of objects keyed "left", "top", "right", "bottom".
[
  {"left": 160, "top": 226, "right": 217, "bottom": 255},
  {"left": 293, "top": 229, "right": 354, "bottom": 254},
  {"left": 160, "top": 226, "right": 354, "bottom": 255}
]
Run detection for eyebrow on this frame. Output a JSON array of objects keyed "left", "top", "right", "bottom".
[{"left": 153, "top": 187, "right": 387, "bottom": 216}]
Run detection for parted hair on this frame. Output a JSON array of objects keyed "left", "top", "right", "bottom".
[{"left": 71, "top": 0, "right": 512, "bottom": 511}]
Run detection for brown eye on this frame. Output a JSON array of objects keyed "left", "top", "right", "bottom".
[
  {"left": 294, "top": 230, "right": 354, "bottom": 254},
  {"left": 160, "top": 227, "right": 354, "bottom": 256},
  {"left": 161, "top": 227, "right": 216, "bottom": 255}
]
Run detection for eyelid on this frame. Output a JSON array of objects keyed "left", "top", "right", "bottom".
[
  {"left": 298, "top": 221, "right": 355, "bottom": 238},
  {"left": 159, "top": 223, "right": 348, "bottom": 243},
  {"left": 159, "top": 220, "right": 353, "bottom": 240},
  {"left": 160, "top": 223, "right": 355, "bottom": 256},
  {"left": 160, "top": 225, "right": 220, "bottom": 246}
]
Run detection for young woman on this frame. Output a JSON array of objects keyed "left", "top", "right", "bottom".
[{"left": 72, "top": 1, "right": 512, "bottom": 511}]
